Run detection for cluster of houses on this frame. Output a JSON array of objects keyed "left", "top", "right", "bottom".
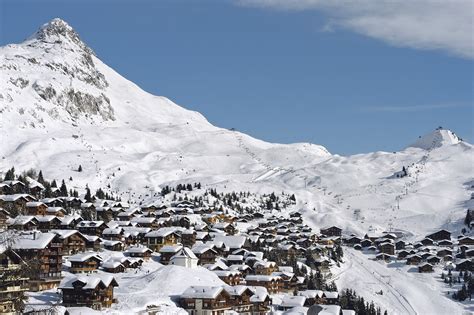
[
  {"left": 343, "top": 228, "right": 474, "bottom": 274},
  {"left": 0, "top": 178, "right": 355, "bottom": 314}
]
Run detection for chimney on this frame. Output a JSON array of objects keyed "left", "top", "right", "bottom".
[{"left": 33, "top": 230, "right": 37, "bottom": 240}]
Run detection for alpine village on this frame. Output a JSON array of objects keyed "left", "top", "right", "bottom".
[{"left": 0, "top": 166, "right": 473, "bottom": 315}]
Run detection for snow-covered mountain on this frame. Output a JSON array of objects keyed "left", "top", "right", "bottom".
[{"left": 1, "top": 18, "right": 473, "bottom": 239}]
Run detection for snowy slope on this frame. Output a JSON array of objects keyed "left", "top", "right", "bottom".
[
  {"left": 2, "top": 18, "right": 474, "bottom": 315},
  {"left": 1, "top": 19, "right": 473, "bottom": 239}
]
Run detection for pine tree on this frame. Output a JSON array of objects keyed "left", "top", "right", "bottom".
[
  {"left": 59, "top": 180, "right": 68, "bottom": 196},
  {"left": 85, "top": 186, "right": 92, "bottom": 202},
  {"left": 465, "top": 209, "right": 472, "bottom": 227},
  {"left": 37, "top": 170, "right": 45, "bottom": 184},
  {"left": 4, "top": 167, "right": 15, "bottom": 181},
  {"left": 78, "top": 165, "right": 83, "bottom": 172}
]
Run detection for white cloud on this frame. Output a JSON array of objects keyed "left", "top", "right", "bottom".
[{"left": 236, "top": 0, "right": 474, "bottom": 59}]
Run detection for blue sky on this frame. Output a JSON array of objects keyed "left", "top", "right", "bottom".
[{"left": 1, "top": 0, "right": 472, "bottom": 154}]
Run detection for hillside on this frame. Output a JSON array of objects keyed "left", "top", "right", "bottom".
[{"left": 1, "top": 18, "right": 473, "bottom": 241}]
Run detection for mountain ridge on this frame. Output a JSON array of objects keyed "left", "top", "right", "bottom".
[{"left": 1, "top": 18, "right": 472, "bottom": 240}]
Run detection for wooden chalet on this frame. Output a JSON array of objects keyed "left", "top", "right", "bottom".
[
  {"left": 0, "top": 248, "right": 29, "bottom": 315},
  {"left": 192, "top": 244, "right": 219, "bottom": 265},
  {"left": 59, "top": 274, "right": 118, "bottom": 310},
  {"left": 124, "top": 246, "right": 153, "bottom": 261},
  {"left": 51, "top": 229, "right": 88, "bottom": 255},
  {"left": 159, "top": 245, "right": 182, "bottom": 265},
  {"left": 11, "top": 231, "right": 63, "bottom": 291},
  {"left": 320, "top": 226, "right": 342, "bottom": 237},
  {"left": 76, "top": 221, "right": 106, "bottom": 236},
  {"left": 213, "top": 270, "right": 242, "bottom": 286},
  {"left": 145, "top": 228, "right": 180, "bottom": 251},
  {"left": 69, "top": 253, "right": 102, "bottom": 273},
  {"left": 245, "top": 275, "right": 283, "bottom": 294},
  {"left": 181, "top": 286, "right": 232, "bottom": 314},
  {"left": 418, "top": 263, "right": 434, "bottom": 273},
  {"left": 426, "top": 229, "right": 451, "bottom": 241},
  {"left": 25, "top": 202, "right": 47, "bottom": 216}
]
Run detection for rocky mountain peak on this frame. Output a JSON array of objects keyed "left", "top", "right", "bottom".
[{"left": 29, "top": 18, "right": 95, "bottom": 56}]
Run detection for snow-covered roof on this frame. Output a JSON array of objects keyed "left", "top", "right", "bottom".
[
  {"left": 159, "top": 245, "right": 183, "bottom": 253},
  {"left": 125, "top": 245, "right": 152, "bottom": 254},
  {"left": 11, "top": 232, "right": 56, "bottom": 249},
  {"left": 245, "top": 275, "right": 280, "bottom": 282},
  {"left": 181, "top": 286, "right": 224, "bottom": 299},
  {"left": 171, "top": 247, "right": 198, "bottom": 260},
  {"left": 212, "top": 235, "right": 247, "bottom": 249},
  {"left": 68, "top": 252, "right": 102, "bottom": 262},
  {"left": 280, "top": 295, "right": 306, "bottom": 308},
  {"left": 59, "top": 274, "right": 117, "bottom": 290}
]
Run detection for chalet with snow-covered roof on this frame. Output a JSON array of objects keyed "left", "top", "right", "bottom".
[
  {"left": 418, "top": 263, "right": 434, "bottom": 273},
  {"left": 7, "top": 215, "right": 38, "bottom": 230},
  {"left": 51, "top": 229, "right": 88, "bottom": 255},
  {"left": 11, "top": 231, "right": 63, "bottom": 291},
  {"left": 378, "top": 242, "right": 395, "bottom": 255},
  {"left": 0, "top": 194, "right": 34, "bottom": 214},
  {"left": 279, "top": 295, "right": 306, "bottom": 311},
  {"left": 297, "top": 290, "right": 325, "bottom": 306},
  {"left": 125, "top": 245, "right": 153, "bottom": 261},
  {"left": 145, "top": 228, "right": 180, "bottom": 251},
  {"left": 322, "top": 291, "right": 339, "bottom": 304},
  {"left": 245, "top": 275, "right": 283, "bottom": 293},
  {"left": 45, "top": 206, "right": 66, "bottom": 217},
  {"left": 41, "top": 198, "right": 64, "bottom": 208},
  {"left": 192, "top": 244, "right": 219, "bottom": 265},
  {"left": 320, "top": 226, "right": 342, "bottom": 237},
  {"left": 36, "top": 215, "right": 62, "bottom": 231},
  {"left": 249, "top": 286, "right": 271, "bottom": 314},
  {"left": 101, "top": 260, "right": 126, "bottom": 273},
  {"left": 426, "top": 229, "right": 451, "bottom": 241},
  {"left": 406, "top": 254, "right": 423, "bottom": 265},
  {"left": 181, "top": 286, "right": 232, "bottom": 314},
  {"left": 102, "top": 240, "right": 124, "bottom": 251},
  {"left": 225, "top": 285, "right": 254, "bottom": 314},
  {"left": 69, "top": 253, "right": 102, "bottom": 274},
  {"left": 254, "top": 261, "right": 278, "bottom": 275},
  {"left": 102, "top": 227, "right": 124, "bottom": 241},
  {"left": 59, "top": 274, "right": 118, "bottom": 310},
  {"left": 76, "top": 220, "right": 106, "bottom": 236},
  {"left": 213, "top": 270, "right": 242, "bottom": 285},
  {"left": 25, "top": 201, "right": 47, "bottom": 216},
  {"left": 159, "top": 245, "right": 183, "bottom": 265},
  {"left": 130, "top": 216, "right": 157, "bottom": 228},
  {"left": 60, "top": 215, "right": 83, "bottom": 229},
  {"left": 1, "top": 181, "right": 26, "bottom": 194},
  {"left": 61, "top": 196, "right": 82, "bottom": 209},
  {"left": 458, "top": 236, "right": 474, "bottom": 246},
  {"left": 84, "top": 235, "right": 101, "bottom": 251},
  {"left": 0, "top": 248, "right": 29, "bottom": 315}
]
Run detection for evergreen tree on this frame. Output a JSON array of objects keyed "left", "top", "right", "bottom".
[
  {"left": 85, "top": 186, "right": 92, "bottom": 202},
  {"left": 59, "top": 180, "right": 68, "bottom": 196},
  {"left": 37, "top": 170, "right": 45, "bottom": 184},
  {"left": 4, "top": 167, "right": 15, "bottom": 181},
  {"left": 78, "top": 165, "right": 83, "bottom": 172},
  {"left": 465, "top": 209, "right": 472, "bottom": 227}
]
